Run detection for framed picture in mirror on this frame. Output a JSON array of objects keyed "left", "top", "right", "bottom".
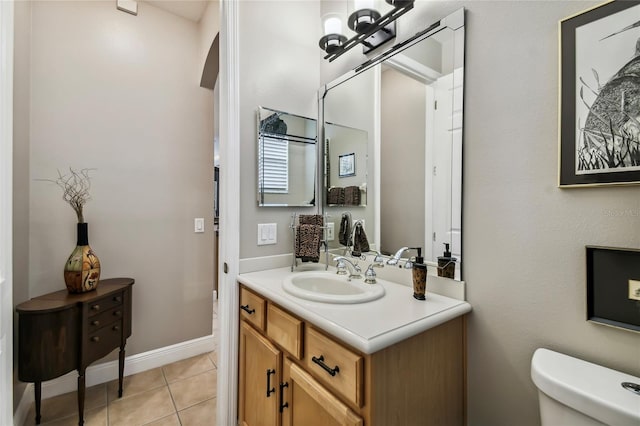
[
  {"left": 339, "top": 153, "right": 356, "bottom": 177},
  {"left": 559, "top": 0, "right": 640, "bottom": 187}
]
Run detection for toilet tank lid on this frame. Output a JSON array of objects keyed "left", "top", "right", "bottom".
[{"left": 531, "top": 348, "right": 640, "bottom": 426}]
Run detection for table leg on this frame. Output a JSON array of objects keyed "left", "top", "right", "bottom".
[
  {"left": 77, "top": 371, "right": 86, "bottom": 426},
  {"left": 118, "top": 345, "right": 126, "bottom": 398},
  {"left": 34, "top": 381, "right": 42, "bottom": 425}
]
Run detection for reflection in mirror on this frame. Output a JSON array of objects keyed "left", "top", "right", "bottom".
[
  {"left": 257, "top": 106, "right": 317, "bottom": 207},
  {"left": 321, "top": 8, "right": 464, "bottom": 280},
  {"left": 325, "top": 123, "right": 368, "bottom": 207}
]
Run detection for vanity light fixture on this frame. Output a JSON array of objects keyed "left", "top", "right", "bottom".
[{"left": 319, "top": 0, "right": 414, "bottom": 62}]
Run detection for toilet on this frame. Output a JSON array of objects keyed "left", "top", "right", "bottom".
[{"left": 531, "top": 348, "right": 640, "bottom": 426}]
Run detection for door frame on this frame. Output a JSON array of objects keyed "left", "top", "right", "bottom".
[
  {"left": 216, "top": 0, "right": 240, "bottom": 424},
  {"left": 0, "top": 0, "right": 14, "bottom": 423}
]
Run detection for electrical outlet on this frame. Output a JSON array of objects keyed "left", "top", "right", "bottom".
[
  {"left": 326, "top": 223, "right": 335, "bottom": 241},
  {"left": 629, "top": 279, "right": 640, "bottom": 301}
]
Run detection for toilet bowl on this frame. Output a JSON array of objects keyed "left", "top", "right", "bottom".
[{"left": 531, "top": 348, "right": 640, "bottom": 426}]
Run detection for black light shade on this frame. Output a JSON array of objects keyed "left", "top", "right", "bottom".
[
  {"left": 348, "top": 8, "right": 381, "bottom": 34},
  {"left": 319, "top": 34, "right": 348, "bottom": 54}
]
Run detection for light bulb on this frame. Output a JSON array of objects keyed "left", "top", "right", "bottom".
[
  {"left": 323, "top": 15, "right": 342, "bottom": 36},
  {"left": 354, "top": 0, "right": 375, "bottom": 11}
]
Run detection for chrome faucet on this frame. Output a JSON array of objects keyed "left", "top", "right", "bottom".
[
  {"left": 334, "top": 256, "right": 362, "bottom": 280},
  {"left": 386, "top": 247, "right": 409, "bottom": 266}
]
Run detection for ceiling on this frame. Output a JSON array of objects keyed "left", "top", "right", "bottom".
[{"left": 144, "top": 0, "right": 209, "bottom": 22}]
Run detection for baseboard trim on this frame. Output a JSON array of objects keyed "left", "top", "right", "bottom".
[{"left": 13, "top": 334, "right": 215, "bottom": 426}]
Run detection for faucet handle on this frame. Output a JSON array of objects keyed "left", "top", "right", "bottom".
[
  {"left": 364, "top": 262, "right": 382, "bottom": 284},
  {"left": 335, "top": 259, "right": 348, "bottom": 275}
]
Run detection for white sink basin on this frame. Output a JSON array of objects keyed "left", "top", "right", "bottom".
[{"left": 283, "top": 271, "right": 385, "bottom": 304}]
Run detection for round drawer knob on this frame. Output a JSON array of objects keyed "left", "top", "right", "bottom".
[
  {"left": 113, "top": 296, "right": 122, "bottom": 303},
  {"left": 91, "top": 336, "right": 100, "bottom": 343},
  {"left": 91, "top": 304, "right": 100, "bottom": 311},
  {"left": 113, "top": 325, "right": 120, "bottom": 331},
  {"left": 114, "top": 311, "right": 122, "bottom": 317},
  {"left": 91, "top": 320, "right": 100, "bottom": 326}
]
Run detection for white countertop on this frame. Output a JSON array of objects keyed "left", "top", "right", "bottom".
[{"left": 238, "top": 266, "right": 472, "bottom": 354}]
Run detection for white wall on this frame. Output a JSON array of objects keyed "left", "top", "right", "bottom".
[
  {"left": 238, "top": 0, "right": 321, "bottom": 259},
  {"left": 320, "top": 1, "right": 640, "bottom": 424},
  {"left": 18, "top": 0, "right": 214, "bottom": 359}
]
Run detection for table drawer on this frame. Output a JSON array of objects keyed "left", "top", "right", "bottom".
[
  {"left": 88, "top": 306, "right": 124, "bottom": 332},
  {"left": 266, "top": 303, "right": 303, "bottom": 359},
  {"left": 88, "top": 292, "right": 124, "bottom": 317},
  {"left": 304, "top": 326, "right": 364, "bottom": 407},
  {"left": 240, "top": 287, "right": 266, "bottom": 331},
  {"left": 86, "top": 319, "right": 123, "bottom": 363}
]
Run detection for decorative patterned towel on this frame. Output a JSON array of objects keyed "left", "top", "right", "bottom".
[
  {"left": 299, "top": 214, "right": 324, "bottom": 226},
  {"left": 352, "top": 222, "right": 370, "bottom": 257},
  {"left": 327, "top": 187, "right": 345, "bottom": 205},
  {"left": 295, "top": 224, "right": 322, "bottom": 262},
  {"left": 344, "top": 186, "right": 361, "bottom": 205},
  {"left": 339, "top": 213, "right": 351, "bottom": 246}
]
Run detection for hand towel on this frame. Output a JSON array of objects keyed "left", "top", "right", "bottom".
[
  {"left": 352, "top": 222, "right": 370, "bottom": 257},
  {"left": 339, "top": 214, "right": 351, "bottom": 246},
  {"left": 299, "top": 214, "right": 324, "bottom": 226},
  {"left": 295, "top": 224, "right": 322, "bottom": 262}
]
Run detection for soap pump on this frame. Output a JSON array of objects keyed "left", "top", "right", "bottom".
[
  {"left": 437, "top": 243, "right": 457, "bottom": 279},
  {"left": 411, "top": 247, "right": 427, "bottom": 300}
]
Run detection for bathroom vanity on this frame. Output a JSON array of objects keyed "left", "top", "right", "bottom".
[{"left": 237, "top": 267, "right": 471, "bottom": 426}]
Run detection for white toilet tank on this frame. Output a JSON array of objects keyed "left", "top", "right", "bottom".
[{"left": 531, "top": 348, "right": 640, "bottom": 426}]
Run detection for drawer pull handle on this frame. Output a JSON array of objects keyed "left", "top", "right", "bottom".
[
  {"left": 91, "top": 304, "right": 100, "bottom": 311},
  {"left": 279, "top": 382, "right": 289, "bottom": 412},
  {"left": 312, "top": 355, "right": 340, "bottom": 377},
  {"left": 91, "top": 320, "right": 100, "bottom": 326},
  {"left": 266, "top": 369, "right": 275, "bottom": 397},
  {"left": 91, "top": 336, "right": 100, "bottom": 343},
  {"left": 241, "top": 305, "right": 255, "bottom": 315},
  {"left": 113, "top": 296, "right": 122, "bottom": 302},
  {"left": 113, "top": 325, "right": 120, "bottom": 331},
  {"left": 114, "top": 310, "right": 122, "bottom": 317}
]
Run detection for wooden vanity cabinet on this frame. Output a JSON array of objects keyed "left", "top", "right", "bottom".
[{"left": 238, "top": 284, "right": 465, "bottom": 426}]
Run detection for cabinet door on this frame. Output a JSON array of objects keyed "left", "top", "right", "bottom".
[
  {"left": 282, "top": 358, "right": 362, "bottom": 426},
  {"left": 239, "top": 321, "right": 282, "bottom": 426}
]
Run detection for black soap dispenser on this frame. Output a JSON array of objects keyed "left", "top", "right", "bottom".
[
  {"left": 437, "top": 243, "right": 456, "bottom": 279},
  {"left": 411, "top": 247, "right": 427, "bottom": 300}
]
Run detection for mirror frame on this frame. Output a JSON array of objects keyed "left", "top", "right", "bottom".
[{"left": 318, "top": 8, "right": 465, "bottom": 280}]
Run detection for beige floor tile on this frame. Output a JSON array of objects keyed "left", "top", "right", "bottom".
[
  {"left": 162, "top": 354, "right": 215, "bottom": 384},
  {"left": 142, "top": 413, "right": 181, "bottom": 426},
  {"left": 108, "top": 386, "right": 176, "bottom": 426},
  {"left": 38, "top": 406, "right": 107, "bottom": 426},
  {"left": 168, "top": 370, "right": 217, "bottom": 411},
  {"left": 178, "top": 398, "right": 216, "bottom": 426},
  {"left": 24, "top": 384, "right": 106, "bottom": 425},
  {"left": 107, "top": 368, "right": 166, "bottom": 402}
]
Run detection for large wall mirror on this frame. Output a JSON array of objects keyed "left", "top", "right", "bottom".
[
  {"left": 321, "top": 8, "right": 464, "bottom": 280},
  {"left": 257, "top": 106, "right": 317, "bottom": 207}
]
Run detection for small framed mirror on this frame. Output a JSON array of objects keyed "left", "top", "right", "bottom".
[{"left": 257, "top": 106, "right": 317, "bottom": 207}]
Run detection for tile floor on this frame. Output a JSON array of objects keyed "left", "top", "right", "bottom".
[{"left": 23, "top": 302, "right": 220, "bottom": 426}]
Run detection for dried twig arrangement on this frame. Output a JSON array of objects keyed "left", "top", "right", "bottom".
[{"left": 41, "top": 168, "right": 94, "bottom": 223}]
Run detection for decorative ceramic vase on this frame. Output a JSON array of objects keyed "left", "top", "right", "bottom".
[{"left": 64, "top": 223, "right": 100, "bottom": 293}]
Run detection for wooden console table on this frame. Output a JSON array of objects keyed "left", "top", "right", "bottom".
[{"left": 16, "top": 278, "right": 134, "bottom": 425}]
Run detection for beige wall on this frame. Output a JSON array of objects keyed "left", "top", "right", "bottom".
[
  {"left": 14, "top": 0, "right": 214, "bottom": 371},
  {"left": 321, "top": 1, "right": 640, "bottom": 425},
  {"left": 238, "top": 0, "right": 321, "bottom": 259}
]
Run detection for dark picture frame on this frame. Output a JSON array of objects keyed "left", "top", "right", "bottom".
[
  {"left": 559, "top": 0, "right": 640, "bottom": 187},
  {"left": 338, "top": 153, "right": 356, "bottom": 177}
]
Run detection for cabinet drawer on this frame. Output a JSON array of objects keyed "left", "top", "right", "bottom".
[
  {"left": 304, "top": 326, "right": 364, "bottom": 407},
  {"left": 266, "top": 303, "right": 303, "bottom": 360},
  {"left": 88, "top": 292, "right": 124, "bottom": 317},
  {"left": 88, "top": 306, "right": 124, "bottom": 333},
  {"left": 86, "top": 319, "right": 123, "bottom": 363},
  {"left": 240, "top": 287, "right": 266, "bottom": 331}
]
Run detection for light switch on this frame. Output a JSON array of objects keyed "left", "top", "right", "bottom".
[
  {"left": 326, "top": 223, "right": 335, "bottom": 241},
  {"left": 258, "top": 223, "right": 277, "bottom": 245},
  {"left": 194, "top": 218, "right": 205, "bottom": 233}
]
